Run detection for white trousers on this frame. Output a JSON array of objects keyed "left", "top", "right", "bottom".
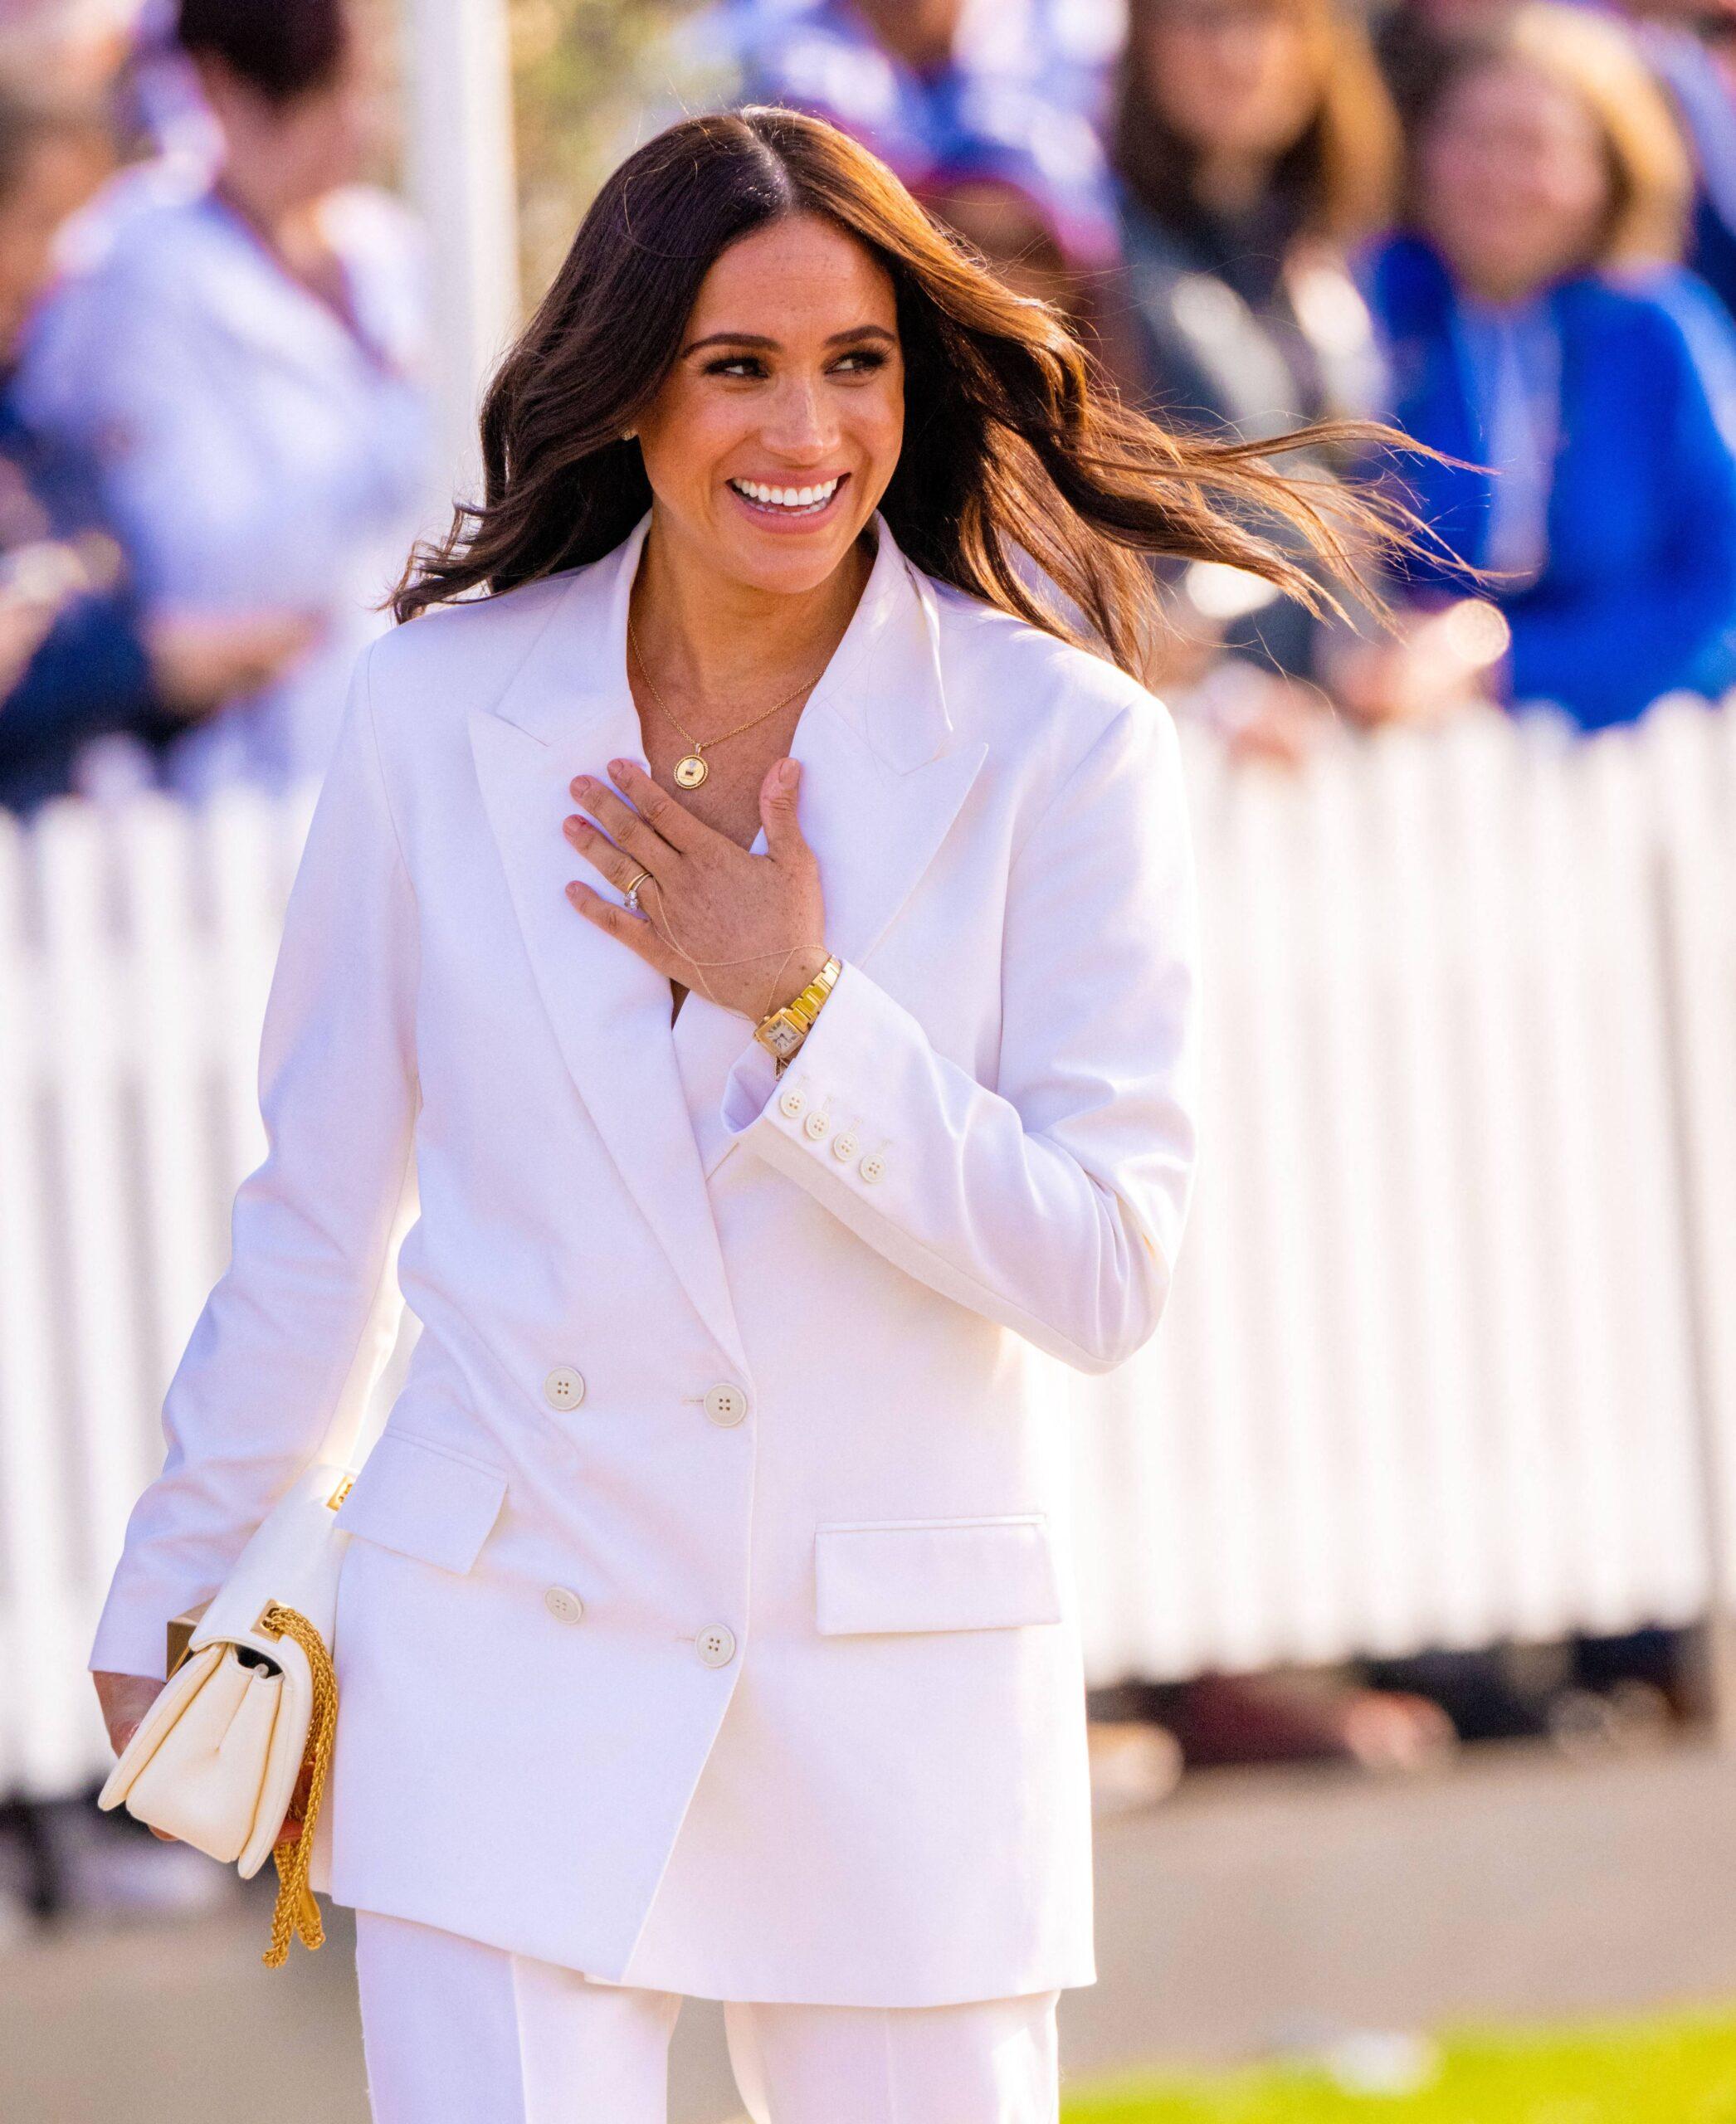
[{"left": 354, "top": 1911, "right": 1064, "bottom": 2124}]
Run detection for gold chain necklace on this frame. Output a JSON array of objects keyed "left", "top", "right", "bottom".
[{"left": 627, "top": 613, "right": 825, "bottom": 790}]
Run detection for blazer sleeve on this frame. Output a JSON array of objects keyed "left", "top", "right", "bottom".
[
  {"left": 719, "top": 691, "right": 1202, "bottom": 1374},
  {"left": 88, "top": 639, "right": 420, "bottom": 1679}
]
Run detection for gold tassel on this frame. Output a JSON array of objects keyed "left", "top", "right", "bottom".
[{"left": 257, "top": 1603, "right": 338, "bottom": 1969}]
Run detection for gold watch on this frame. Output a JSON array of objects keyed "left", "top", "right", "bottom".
[{"left": 755, "top": 953, "right": 841, "bottom": 1071}]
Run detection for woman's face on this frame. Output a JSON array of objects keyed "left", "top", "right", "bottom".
[
  {"left": 1417, "top": 61, "right": 1613, "bottom": 299},
  {"left": 631, "top": 212, "right": 905, "bottom": 598},
  {"left": 201, "top": 38, "right": 376, "bottom": 207},
  {"left": 1134, "top": 0, "right": 1319, "bottom": 163}
]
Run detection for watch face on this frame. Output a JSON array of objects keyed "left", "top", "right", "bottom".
[{"left": 764, "top": 1018, "right": 804, "bottom": 1058}]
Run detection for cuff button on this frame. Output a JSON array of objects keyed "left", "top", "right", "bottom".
[
  {"left": 778, "top": 1084, "right": 807, "bottom": 1119},
  {"left": 802, "top": 1109, "right": 830, "bottom": 1142},
  {"left": 858, "top": 1152, "right": 886, "bottom": 1185}
]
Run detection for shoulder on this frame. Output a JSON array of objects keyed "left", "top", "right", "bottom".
[
  {"left": 924, "top": 571, "right": 1178, "bottom": 811},
  {"left": 362, "top": 568, "right": 580, "bottom": 717}
]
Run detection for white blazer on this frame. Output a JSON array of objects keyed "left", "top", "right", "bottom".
[{"left": 90, "top": 505, "right": 1202, "bottom": 2008}]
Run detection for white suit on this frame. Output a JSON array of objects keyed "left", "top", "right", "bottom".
[{"left": 90, "top": 505, "right": 1202, "bottom": 2010}]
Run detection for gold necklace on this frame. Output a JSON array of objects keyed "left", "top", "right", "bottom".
[{"left": 627, "top": 613, "right": 825, "bottom": 790}]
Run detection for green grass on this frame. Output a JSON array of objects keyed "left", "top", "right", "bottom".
[{"left": 1064, "top": 2005, "right": 1736, "bottom": 2122}]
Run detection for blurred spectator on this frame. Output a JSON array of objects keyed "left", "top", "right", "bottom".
[
  {"left": 0, "top": 81, "right": 167, "bottom": 812},
  {"left": 1620, "top": 0, "right": 1736, "bottom": 324},
  {"left": 1097, "top": 0, "right": 1399, "bottom": 756},
  {"left": 1346, "top": 1, "right": 1736, "bottom": 731},
  {"left": 14, "top": 0, "right": 431, "bottom": 800}
]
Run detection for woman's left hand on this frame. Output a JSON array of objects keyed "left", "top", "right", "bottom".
[{"left": 564, "top": 756, "right": 830, "bottom": 1021}]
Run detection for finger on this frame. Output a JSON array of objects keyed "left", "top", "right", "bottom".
[
  {"left": 759, "top": 756, "right": 808, "bottom": 863},
  {"left": 563, "top": 812, "right": 656, "bottom": 897},
  {"left": 565, "top": 879, "right": 679, "bottom": 972},
  {"left": 606, "top": 758, "right": 706, "bottom": 853},
  {"left": 571, "top": 775, "right": 675, "bottom": 865}
]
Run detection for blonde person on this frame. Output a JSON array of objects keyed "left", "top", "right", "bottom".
[
  {"left": 92, "top": 108, "right": 1430, "bottom": 2124},
  {"left": 1351, "top": 2, "right": 1736, "bottom": 730}
]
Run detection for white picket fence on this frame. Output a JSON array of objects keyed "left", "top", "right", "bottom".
[{"left": 2, "top": 698, "right": 1734, "bottom": 1797}]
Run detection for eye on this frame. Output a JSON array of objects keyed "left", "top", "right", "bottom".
[{"left": 700, "top": 349, "right": 892, "bottom": 379}]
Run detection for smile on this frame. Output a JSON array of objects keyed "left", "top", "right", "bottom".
[{"left": 727, "top": 473, "right": 848, "bottom": 522}]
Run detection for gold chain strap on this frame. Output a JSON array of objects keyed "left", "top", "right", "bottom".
[{"left": 257, "top": 1603, "right": 338, "bottom": 1968}]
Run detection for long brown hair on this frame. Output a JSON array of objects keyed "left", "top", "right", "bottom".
[{"left": 392, "top": 105, "right": 1440, "bottom": 678}]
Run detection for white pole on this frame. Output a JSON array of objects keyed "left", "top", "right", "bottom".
[{"left": 402, "top": 0, "right": 521, "bottom": 524}]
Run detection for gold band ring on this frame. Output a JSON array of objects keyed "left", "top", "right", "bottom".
[{"left": 623, "top": 867, "right": 652, "bottom": 912}]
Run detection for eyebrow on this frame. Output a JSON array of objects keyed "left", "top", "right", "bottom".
[{"left": 680, "top": 324, "right": 899, "bottom": 356}]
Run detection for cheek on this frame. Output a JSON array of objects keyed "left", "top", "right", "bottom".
[
  {"left": 854, "top": 380, "right": 906, "bottom": 465},
  {"left": 642, "top": 393, "right": 753, "bottom": 492}
]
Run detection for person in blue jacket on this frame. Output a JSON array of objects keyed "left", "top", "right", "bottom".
[{"left": 1343, "top": 2, "right": 1736, "bottom": 734}]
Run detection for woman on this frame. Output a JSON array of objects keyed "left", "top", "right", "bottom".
[
  {"left": 89, "top": 108, "right": 1421, "bottom": 2122},
  {"left": 1348, "top": 2, "right": 1736, "bottom": 732},
  {"left": 0, "top": 80, "right": 313, "bottom": 810},
  {"left": 1104, "top": 0, "right": 1400, "bottom": 706},
  {"left": 15, "top": 0, "right": 429, "bottom": 797}
]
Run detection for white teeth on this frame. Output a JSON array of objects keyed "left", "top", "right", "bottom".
[{"left": 731, "top": 476, "right": 841, "bottom": 511}]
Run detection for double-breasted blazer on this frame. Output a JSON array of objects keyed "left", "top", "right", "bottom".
[{"left": 90, "top": 504, "right": 1202, "bottom": 2007}]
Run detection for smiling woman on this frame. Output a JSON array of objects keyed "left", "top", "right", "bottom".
[
  {"left": 394, "top": 104, "right": 1432, "bottom": 660},
  {"left": 89, "top": 104, "right": 1445, "bottom": 2124}
]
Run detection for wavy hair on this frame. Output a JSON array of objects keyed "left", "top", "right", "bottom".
[{"left": 392, "top": 105, "right": 1442, "bottom": 677}]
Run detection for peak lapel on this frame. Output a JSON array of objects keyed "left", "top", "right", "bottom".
[{"left": 466, "top": 511, "right": 751, "bottom": 1377}]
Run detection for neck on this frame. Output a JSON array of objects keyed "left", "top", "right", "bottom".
[
  {"left": 1191, "top": 149, "right": 1275, "bottom": 220},
  {"left": 627, "top": 511, "right": 875, "bottom": 717},
  {"left": 213, "top": 158, "right": 314, "bottom": 251},
  {"left": 1454, "top": 263, "right": 1549, "bottom": 309}
]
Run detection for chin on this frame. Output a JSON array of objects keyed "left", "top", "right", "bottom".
[{"left": 718, "top": 522, "right": 863, "bottom": 592}]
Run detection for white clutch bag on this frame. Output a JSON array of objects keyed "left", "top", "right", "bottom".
[{"left": 97, "top": 1170, "right": 418, "bottom": 1966}]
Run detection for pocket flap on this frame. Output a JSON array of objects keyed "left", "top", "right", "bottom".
[
  {"left": 333, "top": 1430, "right": 508, "bottom": 1576},
  {"left": 813, "top": 1514, "right": 1061, "bottom": 1636}
]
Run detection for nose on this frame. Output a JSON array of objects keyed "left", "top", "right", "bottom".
[{"left": 761, "top": 373, "right": 840, "bottom": 458}]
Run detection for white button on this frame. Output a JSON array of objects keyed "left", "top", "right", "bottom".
[
  {"left": 859, "top": 1152, "right": 886, "bottom": 1185},
  {"left": 778, "top": 1084, "right": 807, "bottom": 1119},
  {"left": 831, "top": 1130, "right": 858, "bottom": 1162},
  {"left": 544, "top": 1366, "right": 586, "bottom": 1410},
  {"left": 703, "top": 1382, "right": 749, "bottom": 1427},
  {"left": 696, "top": 1624, "right": 737, "bottom": 1668},
  {"left": 544, "top": 1585, "right": 585, "bottom": 1624},
  {"left": 803, "top": 1109, "right": 830, "bottom": 1142}
]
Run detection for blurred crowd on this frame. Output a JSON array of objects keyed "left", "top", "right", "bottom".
[
  {"left": 4, "top": 0, "right": 1736, "bottom": 815},
  {"left": 0, "top": 0, "right": 1720, "bottom": 1912}
]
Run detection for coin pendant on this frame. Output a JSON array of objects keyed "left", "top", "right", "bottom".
[{"left": 674, "top": 753, "right": 709, "bottom": 790}]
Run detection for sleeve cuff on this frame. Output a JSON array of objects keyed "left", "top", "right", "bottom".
[{"left": 718, "top": 958, "right": 905, "bottom": 1193}]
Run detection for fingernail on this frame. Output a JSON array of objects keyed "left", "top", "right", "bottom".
[
  {"left": 778, "top": 758, "right": 799, "bottom": 787},
  {"left": 609, "top": 758, "right": 630, "bottom": 777}
]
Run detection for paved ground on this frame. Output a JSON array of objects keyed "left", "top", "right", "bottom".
[{"left": 6, "top": 1733, "right": 1736, "bottom": 2122}]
